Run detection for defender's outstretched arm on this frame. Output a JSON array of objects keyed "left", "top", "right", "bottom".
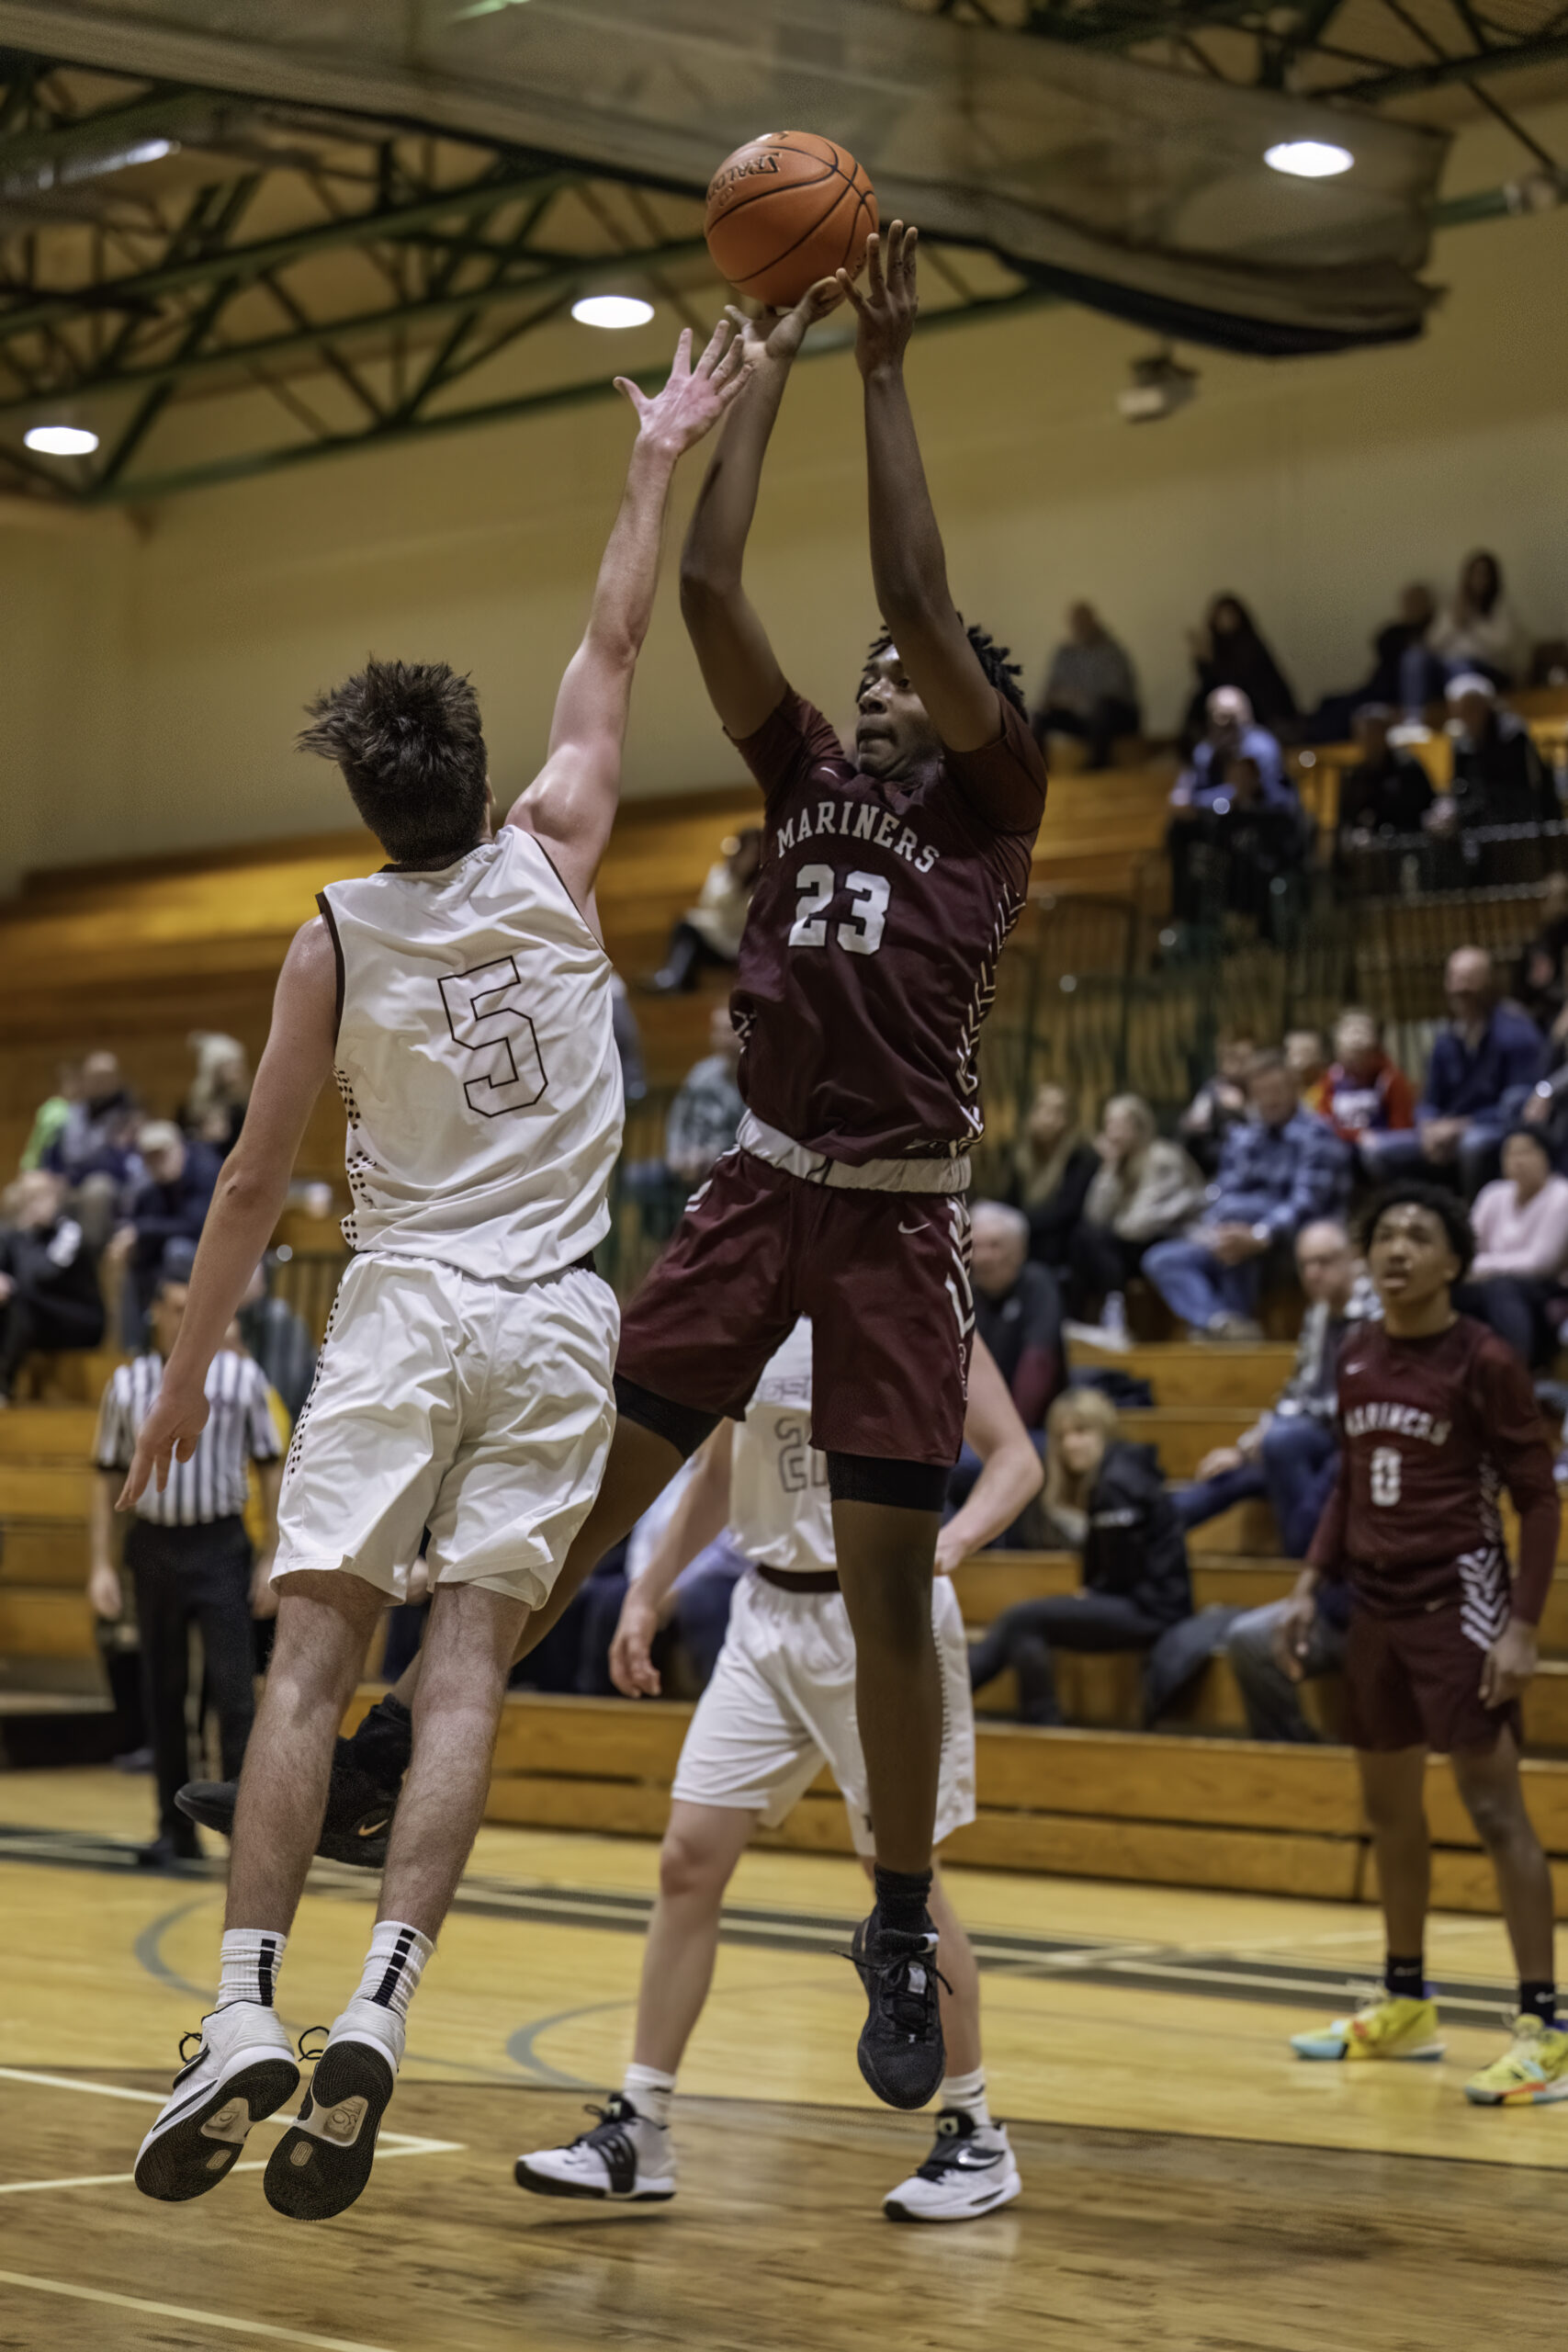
[{"left": 512, "top": 322, "right": 751, "bottom": 919}]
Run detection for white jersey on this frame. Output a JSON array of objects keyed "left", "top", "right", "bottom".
[
  {"left": 318, "top": 824, "right": 621, "bottom": 1283},
  {"left": 728, "top": 1318, "right": 837, "bottom": 1577}
]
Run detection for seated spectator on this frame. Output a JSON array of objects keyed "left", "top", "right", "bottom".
[
  {"left": 1284, "top": 1029, "right": 1330, "bottom": 1118},
  {"left": 1168, "top": 691, "right": 1300, "bottom": 932},
  {"left": 1178, "top": 1029, "right": 1256, "bottom": 1177},
  {"left": 1404, "top": 549, "right": 1528, "bottom": 707},
  {"left": 1171, "top": 687, "right": 1287, "bottom": 810},
  {"left": 1458, "top": 1127, "right": 1568, "bottom": 1367},
  {"left": 1439, "top": 675, "right": 1556, "bottom": 831},
  {"left": 624, "top": 1009, "right": 744, "bottom": 1241},
  {"left": 1336, "top": 704, "right": 1435, "bottom": 842},
  {"left": 970, "top": 1201, "right": 1063, "bottom": 1430},
  {"left": 1360, "top": 944, "right": 1544, "bottom": 1195},
  {"left": 1032, "top": 601, "right": 1141, "bottom": 771},
  {"left": 648, "top": 828, "right": 762, "bottom": 993},
  {"left": 1303, "top": 587, "right": 1437, "bottom": 741},
  {"left": 1226, "top": 1577, "right": 1348, "bottom": 1745},
  {"left": 107, "top": 1120, "right": 221, "bottom": 1338},
  {"left": 42, "top": 1048, "right": 141, "bottom": 1251},
  {"left": 1067, "top": 1094, "right": 1205, "bottom": 1348},
  {"left": 1174, "top": 1219, "right": 1375, "bottom": 1555},
  {"left": 1318, "top": 1009, "right": 1416, "bottom": 1157},
  {"left": 0, "top": 1169, "right": 106, "bottom": 1403},
  {"left": 1009, "top": 1081, "right": 1097, "bottom": 1273},
  {"left": 19, "top": 1060, "right": 79, "bottom": 1172},
  {"left": 180, "top": 1032, "right": 252, "bottom": 1157},
  {"left": 1144, "top": 1051, "right": 1349, "bottom": 1340},
  {"left": 968, "top": 1388, "right": 1190, "bottom": 1725},
  {"left": 1184, "top": 594, "right": 1298, "bottom": 737}
]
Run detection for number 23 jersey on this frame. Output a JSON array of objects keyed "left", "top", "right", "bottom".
[
  {"left": 730, "top": 688, "right": 1046, "bottom": 1168},
  {"left": 316, "top": 824, "right": 622, "bottom": 1283}
]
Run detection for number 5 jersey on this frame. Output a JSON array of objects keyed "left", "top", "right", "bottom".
[
  {"left": 1308, "top": 1316, "right": 1559, "bottom": 1632},
  {"left": 315, "top": 824, "right": 622, "bottom": 1282}
]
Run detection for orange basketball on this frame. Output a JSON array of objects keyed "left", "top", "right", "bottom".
[{"left": 705, "top": 132, "right": 877, "bottom": 309}]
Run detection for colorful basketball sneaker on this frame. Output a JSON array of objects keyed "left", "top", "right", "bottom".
[
  {"left": 1290, "top": 1993, "right": 1445, "bottom": 2062},
  {"left": 1463, "top": 2016, "right": 1568, "bottom": 2106}
]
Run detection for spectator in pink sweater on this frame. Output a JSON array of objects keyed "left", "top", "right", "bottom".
[{"left": 1460, "top": 1127, "right": 1568, "bottom": 1365}]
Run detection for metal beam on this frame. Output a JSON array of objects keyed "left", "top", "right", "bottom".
[{"left": 1334, "top": 27, "right": 1568, "bottom": 97}]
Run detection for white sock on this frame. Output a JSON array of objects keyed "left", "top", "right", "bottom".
[
  {"left": 218, "top": 1929, "right": 288, "bottom": 2009},
  {"left": 354, "top": 1920, "right": 435, "bottom": 2027},
  {"left": 623, "top": 2063, "right": 676, "bottom": 2129},
  {"left": 939, "top": 2066, "right": 992, "bottom": 2130}
]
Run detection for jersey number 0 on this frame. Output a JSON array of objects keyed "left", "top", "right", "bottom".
[{"left": 439, "top": 957, "right": 547, "bottom": 1117}]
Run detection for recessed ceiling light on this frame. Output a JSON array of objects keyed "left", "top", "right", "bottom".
[
  {"left": 571, "top": 295, "right": 655, "bottom": 330},
  {"left": 1265, "top": 139, "right": 1354, "bottom": 178},
  {"left": 24, "top": 424, "right": 98, "bottom": 456}
]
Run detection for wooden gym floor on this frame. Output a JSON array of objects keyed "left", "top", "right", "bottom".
[{"left": 3, "top": 1770, "right": 1566, "bottom": 2351}]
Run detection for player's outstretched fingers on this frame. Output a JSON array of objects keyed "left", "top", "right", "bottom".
[
  {"left": 863, "top": 228, "right": 885, "bottom": 297},
  {"left": 694, "top": 316, "right": 735, "bottom": 378}
]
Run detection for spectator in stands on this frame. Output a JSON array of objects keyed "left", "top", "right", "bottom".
[
  {"left": 1318, "top": 1008, "right": 1417, "bottom": 1159},
  {"left": 1360, "top": 944, "right": 1544, "bottom": 1194},
  {"left": 1174, "top": 1219, "right": 1376, "bottom": 1554},
  {"left": 1302, "top": 587, "right": 1437, "bottom": 742},
  {"left": 1143, "top": 1050, "right": 1349, "bottom": 1340},
  {"left": 1168, "top": 691, "right": 1299, "bottom": 931},
  {"left": 1172, "top": 687, "right": 1288, "bottom": 809},
  {"left": 1184, "top": 594, "right": 1298, "bottom": 736},
  {"left": 19, "top": 1059, "right": 79, "bottom": 1172},
  {"left": 968, "top": 1387, "right": 1190, "bottom": 1725},
  {"left": 648, "top": 827, "right": 762, "bottom": 993},
  {"left": 1178, "top": 1029, "right": 1257, "bottom": 1177},
  {"left": 1336, "top": 706, "right": 1435, "bottom": 842},
  {"left": 1227, "top": 1577, "right": 1348, "bottom": 1744},
  {"left": 1032, "top": 601, "right": 1141, "bottom": 771},
  {"left": 1066, "top": 1094, "right": 1206, "bottom": 1350},
  {"left": 0, "top": 1168, "right": 106, "bottom": 1404},
  {"left": 1514, "top": 873, "right": 1568, "bottom": 1035},
  {"left": 1439, "top": 675, "right": 1557, "bottom": 831},
  {"left": 1404, "top": 549, "right": 1529, "bottom": 707},
  {"left": 1285, "top": 1029, "right": 1330, "bottom": 1118},
  {"left": 1459, "top": 1127, "right": 1568, "bottom": 1367},
  {"left": 43, "top": 1048, "right": 141, "bottom": 1251},
  {"left": 236, "top": 1259, "right": 317, "bottom": 1422},
  {"left": 970, "top": 1200, "right": 1064, "bottom": 1430},
  {"left": 664, "top": 1009, "right": 744, "bottom": 1186},
  {"left": 87, "top": 1271, "right": 283, "bottom": 1865},
  {"left": 179, "top": 1032, "right": 252, "bottom": 1157},
  {"left": 107, "top": 1120, "right": 221, "bottom": 1338},
  {"left": 1009, "top": 1081, "right": 1098, "bottom": 1273}
]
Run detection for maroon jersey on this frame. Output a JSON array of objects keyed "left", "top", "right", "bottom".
[
  {"left": 728, "top": 687, "right": 1046, "bottom": 1166},
  {"left": 1308, "top": 1316, "right": 1558, "bottom": 1630}
]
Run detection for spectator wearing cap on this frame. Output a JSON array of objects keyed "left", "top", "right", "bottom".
[
  {"left": 0, "top": 1168, "right": 106, "bottom": 1403},
  {"left": 1439, "top": 675, "right": 1557, "bottom": 831},
  {"left": 107, "top": 1120, "right": 220, "bottom": 1340},
  {"left": 42, "top": 1048, "right": 141, "bottom": 1252},
  {"left": 1360, "top": 944, "right": 1544, "bottom": 1196}
]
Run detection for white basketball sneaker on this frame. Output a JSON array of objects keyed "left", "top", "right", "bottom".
[
  {"left": 514, "top": 2093, "right": 677, "bottom": 2202},
  {"left": 883, "top": 2109, "right": 1022, "bottom": 2223},
  {"left": 134, "top": 2001, "right": 299, "bottom": 2203},
  {"left": 263, "top": 1996, "right": 403, "bottom": 2222}
]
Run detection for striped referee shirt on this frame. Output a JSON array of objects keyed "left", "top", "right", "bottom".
[{"left": 95, "top": 1351, "right": 283, "bottom": 1528}]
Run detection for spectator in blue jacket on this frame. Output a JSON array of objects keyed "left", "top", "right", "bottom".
[
  {"left": 1359, "top": 944, "right": 1544, "bottom": 1195},
  {"left": 1143, "top": 1053, "right": 1349, "bottom": 1340}
]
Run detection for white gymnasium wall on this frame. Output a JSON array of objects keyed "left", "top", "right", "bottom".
[{"left": 4, "top": 103, "right": 1568, "bottom": 884}]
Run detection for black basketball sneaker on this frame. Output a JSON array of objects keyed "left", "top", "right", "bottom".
[
  {"left": 177, "top": 1742, "right": 399, "bottom": 1869},
  {"left": 849, "top": 1913, "right": 948, "bottom": 2110}
]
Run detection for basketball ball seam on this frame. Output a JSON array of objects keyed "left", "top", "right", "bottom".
[
  {"left": 832, "top": 190, "right": 875, "bottom": 275},
  {"left": 705, "top": 154, "right": 842, "bottom": 232},
  {"left": 726, "top": 177, "right": 862, "bottom": 291}
]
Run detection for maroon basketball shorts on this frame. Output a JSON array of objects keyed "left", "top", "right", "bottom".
[
  {"left": 615, "top": 1149, "right": 974, "bottom": 1465},
  {"left": 1342, "top": 1597, "right": 1521, "bottom": 1756}
]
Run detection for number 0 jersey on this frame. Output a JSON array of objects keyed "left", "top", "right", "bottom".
[
  {"left": 727, "top": 1318, "right": 837, "bottom": 1577},
  {"left": 316, "top": 824, "right": 622, "bottom": 1283},
  {"left": 730, "top": 687, "right": 1046, "bottom": 1174}
]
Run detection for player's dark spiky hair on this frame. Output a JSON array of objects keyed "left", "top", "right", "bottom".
[
  {"left": 862, "top": 621, "right": 1029, "bottom": 719},
  {"left": 299, "top": 658, "right": 489, "bottom": 867},
  {"left": 1358, "top": 1182, "right": 1475, "bottom": 1278}
]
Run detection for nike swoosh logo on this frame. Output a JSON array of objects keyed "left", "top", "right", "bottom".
[
  {"left": 898, "top": 1219, "right": 927, "bottom": 1236},
  {"left": 356, "top": 1816, "right": 392, "bottom": 1837}
]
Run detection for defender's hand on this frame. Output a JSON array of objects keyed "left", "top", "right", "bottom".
[
  {"left": 840, "top": 221, "right": 919, "bottom": 379},
  {"left": 610, "top": 1589, "right": 662, "bottom": 1699},
  {"left": 1481, "top": 1617, "right": 1538, "bottom": 1707},
  {"left": 724, "top": 278, "right": 843, "bottom": 373},
  {"left": 616, "top": 321, "right": 752, "bottom": 458},
  {"left": 117, "top": 1380, "right": 209, "bottom": 1511}
]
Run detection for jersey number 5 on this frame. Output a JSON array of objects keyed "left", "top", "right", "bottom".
[
  {"left": 1370, "top": 1445, "right": 1403, "bottom": 1508},
  {"left": 439, "top": 957, "right": 547, "bottom": 1117},
  {"left": 788, "top": 864, "right": 890, "bottom": 956}
]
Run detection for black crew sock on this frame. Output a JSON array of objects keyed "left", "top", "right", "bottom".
[
  {"left": 1518, "top": 1980, "right": 1558, "bottom": 2029},
  {"left": 1384, "top": 1953, "right": 1426, "bottom": 2000},
  {"left": 348, "top": 1693, "right": 414, "bottom": 1783},
  {"left": 873, "top": 1864, "right": 933, "bottom": 1939}
]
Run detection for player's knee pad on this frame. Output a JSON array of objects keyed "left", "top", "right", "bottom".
[
  {"left": 613, "top": 1374, "right": 721, "bottom": 1462},
  {"left": 826, "top": 1451, "right": 949, "bottom": 1513}
]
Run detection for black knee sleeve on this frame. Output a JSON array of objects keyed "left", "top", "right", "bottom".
[
  {"left": 826, "top": 1452, "right": 950, "bottom": 1513},
  {"left": 614, "top": 1375, "right": 721, "bottom": 1462}
]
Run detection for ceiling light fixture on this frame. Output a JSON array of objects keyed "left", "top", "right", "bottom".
[
  {"left": 1264, "top": 139, "right": 1354, "bottom": 179},
  {"left": 24, "top": 424, "right": 98, "bottom": 456},
  {"left": 571, "top": 295, "right": 655, "bottom": 330}
]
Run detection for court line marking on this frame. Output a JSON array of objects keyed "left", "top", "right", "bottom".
[
  {"left": 0, "top": 2065, "right": 463, "bottom": 2159},
  {"left": 0, "top": 2271, "right": 393, "bottom": 2352}
]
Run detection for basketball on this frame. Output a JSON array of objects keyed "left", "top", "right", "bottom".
[{"left": 705, "top": 131, "right": 877, "bottom": 309}]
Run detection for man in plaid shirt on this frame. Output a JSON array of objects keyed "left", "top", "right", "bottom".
[{"left": 1144, "top": 1052, "right": 1350, "bottom": 1340}]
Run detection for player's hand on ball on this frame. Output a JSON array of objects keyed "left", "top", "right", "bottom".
[
  {"left": 722, "top": 277, "right": 844, "bottom": 373},
  {"left": 1481, "top": 1617, "right": 1538, "bottom": 1706},
  {"left": 838, "top": 220, "right": 919, "bottom": 377},
  {"left": 610, "top": 1589, "right": 662, "bottom": 1700},
  {"left": 616, "top": 320, "right": 752, "bottom": 456},
  {"left": 117, "top": 1380, "right": 210, "bottom": 1511}
]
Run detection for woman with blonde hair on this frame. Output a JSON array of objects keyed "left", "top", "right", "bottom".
[
  {"left": 968, "top": 1386, "right": 1190, "bottom": 1724},
  {"left": 1009, "top": 1080, "right": 1097, "bottom": 1274},
  {"left": 1069, "top": 1093, "right": 1205, "bottom": 1349}
]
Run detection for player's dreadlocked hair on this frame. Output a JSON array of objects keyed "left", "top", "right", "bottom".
[
  {"left": 1358, "top": 1182, "right": 1475, "bottom": 1278},
  {"left": 862, "top": 621, "right": 1029, "bottom": 719},
  {"left": 299, "top": 658, "right": 489, "bottom": 867}
]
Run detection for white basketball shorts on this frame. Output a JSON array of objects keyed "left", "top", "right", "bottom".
[
  {"left": 273, "top": 1252, "right": 618, "bottom": 1611},
  {"left": 671, "top": 1569, "right": 976, "bottom": 1856}
]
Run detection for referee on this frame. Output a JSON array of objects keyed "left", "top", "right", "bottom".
[{"left": 88, "top": 1266, "right": 284, "bottom": 1866}]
